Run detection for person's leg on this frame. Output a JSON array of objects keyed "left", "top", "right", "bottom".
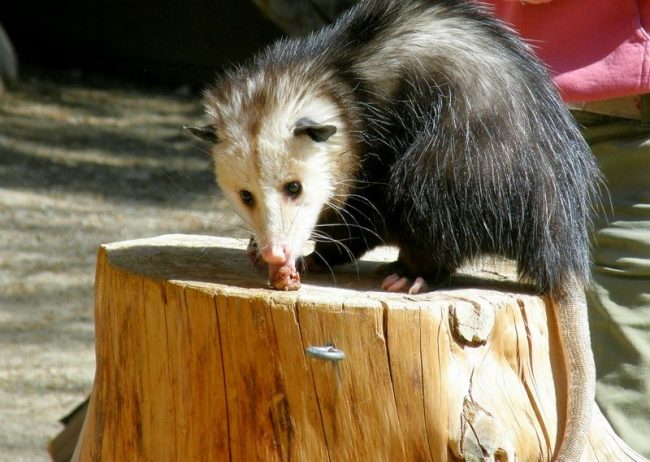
[{"left": 573, "top": 109, "right": 650, "bottom": 457}]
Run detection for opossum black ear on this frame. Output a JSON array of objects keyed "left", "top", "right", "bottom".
[
  {"left": 293, "top": 117, "right": 337, "bottom": 142},
  {"left": 183, "top": 124, "right": 220, "bottom": 143}
]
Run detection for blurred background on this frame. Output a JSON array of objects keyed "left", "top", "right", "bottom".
[
  {"left": 0, "top": 1, "right": 361, "bottom": 459},
  {"left": 0, "top": 0, "right": 283, "bottom": 86}
]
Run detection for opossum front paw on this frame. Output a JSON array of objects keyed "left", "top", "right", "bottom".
[{"left": 381, "top": 273, "right": 428, "bottom": 294}]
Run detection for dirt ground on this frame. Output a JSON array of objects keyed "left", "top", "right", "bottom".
[{"left": 0, "top": 73, "right": 246, "bottom": 460}]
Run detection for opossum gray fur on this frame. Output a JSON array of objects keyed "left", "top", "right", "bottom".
[{"left": 190, "top": 0, "right": 602, "bottom": 460}]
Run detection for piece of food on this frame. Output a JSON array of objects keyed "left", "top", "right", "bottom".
[{"left": 271, "top": 265, "right": 301, "bottom": 291}]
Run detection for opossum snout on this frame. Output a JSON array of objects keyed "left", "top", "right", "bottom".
[
  {"left": 261, "top": 240, "right": 301, "bottom": 291},
  {"left": 260, "top": 242, "right": 292, "bottom": 265}
]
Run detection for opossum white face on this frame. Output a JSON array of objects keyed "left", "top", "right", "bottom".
[{"left": 205, "top": 86, "right": 350, "bottom": 280}]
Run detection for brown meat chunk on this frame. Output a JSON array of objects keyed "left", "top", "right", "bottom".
[{"left": 271, "top": 265, "right": 301, "bottom": 291}]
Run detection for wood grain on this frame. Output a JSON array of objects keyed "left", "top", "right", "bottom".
[{"left": 72, "top": 234, "right": 647, "bottom": 461}]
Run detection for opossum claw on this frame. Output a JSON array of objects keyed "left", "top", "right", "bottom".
[
  {"left": 408, "top": 277, "right": 427, "bottom": 294},
  {"left": 381, "top": 273, "right": 401, "bottom": 290},
  {"left": 390, "top": 277, "right": 411, "bottom": 291},
  {"left": 381, "top": 273, "right": 428, "bottom": 294}
]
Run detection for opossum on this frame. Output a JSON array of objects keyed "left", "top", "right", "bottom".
[{"left": 187, "top": 0, "right": 601, "bottom": 460}]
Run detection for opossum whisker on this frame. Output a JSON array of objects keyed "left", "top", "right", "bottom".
[
  {"left": 314, "top": 222, "right": 385, "bottom": 249},
  {"left": 326, "top": 197, "right": 386, "bottom": 245},
  {"left": 307, "top": 246, "right": 340, "bottom": 283},
  {"left": 225, "top": 209, "right": 257, "bottom": 236},
  {"left": 325, "top": 211, "right": 385, "bottom": 252},
  {"left": 314, "top": 222, "right": 379, "bottom": 233},
  {"left": 286, "top": 195, "right": 313, "bottom": 244},
  {"left": 329, "top": 204, "right": 384, "bottom": 245},
  {"left": 324, "top": 197, "right": 382, "bottom": 252},
  {"left": 330, "top": 194, "right": 387, "bottom": 241},
  {"left": 322, "top": 200, "right": 360, "bottom": 246},
  {"left": 310, "top": 230, "right": 358, "bottom": 254},
  {"left": 310, "top": 230, "right": 360, "bottom": 277},
  {"left": 329, "top": 194, "right": 376, "bottom": 219},
  {"left": 193, "top": 145, "right": 216, "bottom": 158},
  {"left": 337, "top": 178, "right": 390, "bottom": 189}
]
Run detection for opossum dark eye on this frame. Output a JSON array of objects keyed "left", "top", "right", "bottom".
[
  {"left": 239, "top": 190, "right": 254, "bottom": 207},
  {"left": 284, "top": 181, "right": 302, "bottom": 198}
]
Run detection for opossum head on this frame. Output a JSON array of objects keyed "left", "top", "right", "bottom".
[{"left": 199, "top": 72, "right": 356, "bottom": 282}]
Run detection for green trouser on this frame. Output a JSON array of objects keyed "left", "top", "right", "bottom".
[{"left": 572, "top": 109, "right": 650, "bottom": 457}]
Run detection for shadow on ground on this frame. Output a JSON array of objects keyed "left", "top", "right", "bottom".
[
  {"left": 0, "top": 78, "right": 218, "bottom": 204},
  {"left": 0, "top": 73, "right": 247, "bottom": 461}
]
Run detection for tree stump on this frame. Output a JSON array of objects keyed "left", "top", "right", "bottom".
[{"left": 72, "top": 234, "right": 645, "bottom": 461}]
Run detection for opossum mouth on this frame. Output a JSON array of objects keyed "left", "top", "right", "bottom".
[{"left": 268, "top": 262, "right": 301, "bottom": 291}]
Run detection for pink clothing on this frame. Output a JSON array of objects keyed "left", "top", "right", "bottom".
[{"left": 482, "top": 0, "right": 650, "bottom": 103}]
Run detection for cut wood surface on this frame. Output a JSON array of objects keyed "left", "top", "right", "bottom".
[{"left": 72, "top": 234, "right": 646, "bottom": 461}]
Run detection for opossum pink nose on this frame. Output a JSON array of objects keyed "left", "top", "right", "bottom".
[{"left": 261, "top": 244, "right": 290, "bottom": 265}]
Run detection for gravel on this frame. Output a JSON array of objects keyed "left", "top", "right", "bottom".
[{"left": 0, "top": 74, "right": 246, "bottom": 460}]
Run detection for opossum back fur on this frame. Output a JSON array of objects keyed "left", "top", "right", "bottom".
[{"left": 204, "top": 0, "right": 601, "bottom": 295}]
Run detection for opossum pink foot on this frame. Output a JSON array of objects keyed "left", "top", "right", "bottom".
[{"left": 381, "top": 274, "right": 428, "bottom": 294}]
